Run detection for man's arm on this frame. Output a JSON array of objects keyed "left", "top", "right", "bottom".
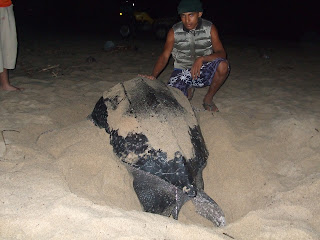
[
  {"left": 207, "top": 24, "right": 226, "bottom": 60},
  {"left": 191, "top": 24, "right": 226, "bottom": 79},
  {"left": 148, "top": 28, "right": 174, "bottom": 79}
]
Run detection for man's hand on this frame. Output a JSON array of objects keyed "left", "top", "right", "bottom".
[
  {"left": 189, "top": 24, "right": 227, "bottom": 80},
  {"left": 191, "top": 57, "right": 204, "bottom": 79},
  {"left": 138, "top": 74, "right": 156, "bottom": 80}
]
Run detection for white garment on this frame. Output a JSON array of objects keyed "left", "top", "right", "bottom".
[{"left": 0, "top": 4, "right": 17, "bottom": 72}]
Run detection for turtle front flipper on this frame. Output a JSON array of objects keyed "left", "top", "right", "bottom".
[
  {"left": 129, "top": 166, "right": 189, "bottom": 218},
  {"left": 192, "top": 190, "right": 226, "bottom": 227}
]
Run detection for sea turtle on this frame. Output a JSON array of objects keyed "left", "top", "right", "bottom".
[{"left": 90, "top": 77, "right": 226, "bottom": 227}]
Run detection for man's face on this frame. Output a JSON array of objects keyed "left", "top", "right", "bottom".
[{"left": 180, "top": 12, "right": 203, "bottom": 30}]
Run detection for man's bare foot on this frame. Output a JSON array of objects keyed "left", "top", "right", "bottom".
[
  {"left": 203, "top": 101, "right": 219, "bottom": 112},
  {"left": 0, "top": 85, "right": 24, "bottom": 91}
]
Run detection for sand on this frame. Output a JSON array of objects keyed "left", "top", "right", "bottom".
[{"left": 0, "top": 31, "right": 319, "bottom": 239}]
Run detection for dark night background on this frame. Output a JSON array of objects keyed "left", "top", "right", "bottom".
[{"left": 12, "top": 0, "right": 318, "bottom": 41}]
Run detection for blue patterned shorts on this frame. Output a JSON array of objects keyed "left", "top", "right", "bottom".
[{"left": 168, "top": 58, "right": 228, "bottom": 96}]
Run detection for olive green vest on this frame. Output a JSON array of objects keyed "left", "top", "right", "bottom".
[{"left": 172, "top": 18, "right": 213, "bottom": 70}]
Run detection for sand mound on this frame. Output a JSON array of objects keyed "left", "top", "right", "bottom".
[{"left": 1, "top": 34, "right": 319, "bottom": 239}]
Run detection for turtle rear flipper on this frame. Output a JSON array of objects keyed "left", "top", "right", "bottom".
[
  {"left": 192, "top": 190, "right": 226, "bottom": 227},
  {"left": 129, "top": 166, "right": 189, "bottom": 218}
]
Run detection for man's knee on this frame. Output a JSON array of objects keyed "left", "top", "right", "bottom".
[{"left": 217, "top": 61, "right": 229, "bottom": 76}]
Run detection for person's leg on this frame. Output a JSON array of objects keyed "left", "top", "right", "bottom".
[
  {"left": 187, "top": 87, "right": 195, "bottom": 100},
  {"left": 203, "top": 61, "right": 229, "bottom": 112},
  {"left": 0, "top": 6, "right": 20, "bottom": 91},
  {"left": 0, "top": 68, "right": 20, "bottom": 91},
  {"left": 168, "top": 60, "right": 229, "bottom": 109},
  {"left": 168, "top": 69, "right": 191, "bottom": 96}
]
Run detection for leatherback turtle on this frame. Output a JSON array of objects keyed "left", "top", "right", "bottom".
[{"left": 90, "top": 77, "right": 225, "bottom": 227}]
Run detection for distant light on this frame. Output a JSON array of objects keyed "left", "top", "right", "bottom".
[
  {"left": 120, "top": 12, "right": 123, "bottom": 16},
  {"left": 133, "top": 3, "right": 135, "bottom": 6}
]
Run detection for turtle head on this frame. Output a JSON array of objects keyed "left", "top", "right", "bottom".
[{"left": 182, "top": 184, "right": 197, "bottom": 197}]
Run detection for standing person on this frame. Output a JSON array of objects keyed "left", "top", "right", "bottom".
[
  {"left": 0, "top": 0, "right": 20, "bottom": 91},
  {"left": 143, "top": 0, "right": 229, "bottom": 112}
]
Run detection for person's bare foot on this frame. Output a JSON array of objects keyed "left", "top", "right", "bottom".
[
  {"left": 203, "top": 94, "right": 219, "bottom": 112},
  {"left": 0, "top": 85, "right": 24, "bottom": 91},
  {"left": 202, "top": 101, "right": 219, "bottom": 112}
]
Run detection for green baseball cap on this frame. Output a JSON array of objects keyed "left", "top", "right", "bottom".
[{"left": 177, "top": 0, "right": 203, "bottom": 14}]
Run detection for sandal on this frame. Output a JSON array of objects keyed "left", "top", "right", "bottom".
[{"left": 202, "top": 101, "right": 219, "bottom": 112}]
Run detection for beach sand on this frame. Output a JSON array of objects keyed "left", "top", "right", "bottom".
[{"left": 0, "top": 31, "right": 319, "bottom": 239}]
